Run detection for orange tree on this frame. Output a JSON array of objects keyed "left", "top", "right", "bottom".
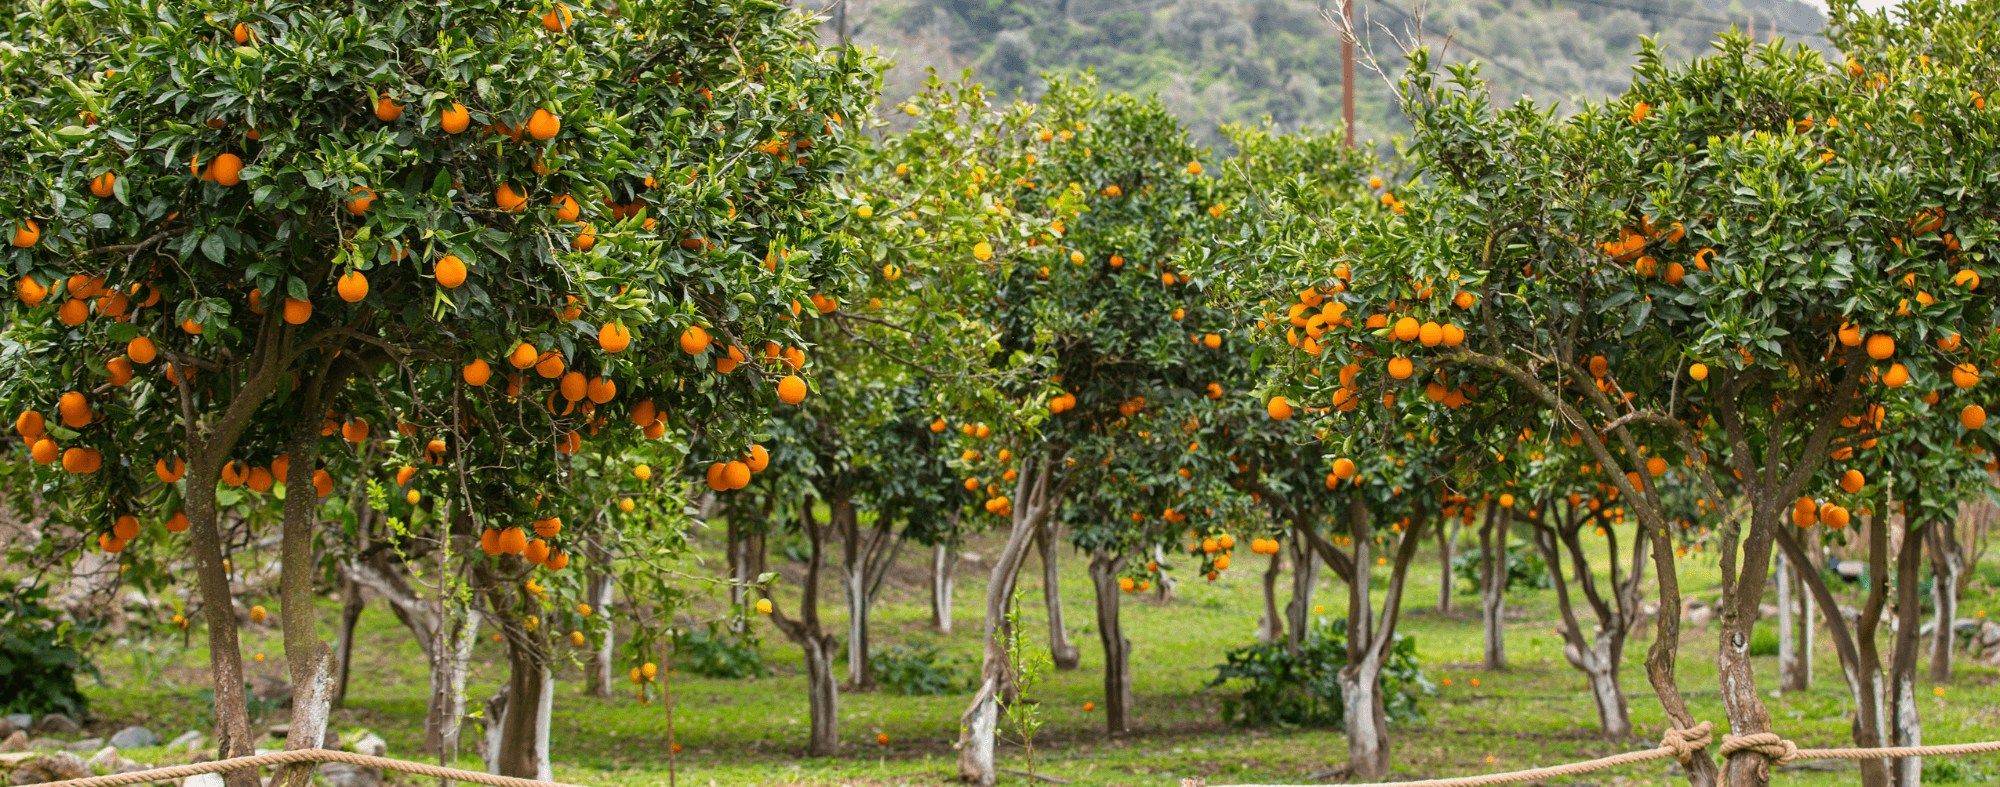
[
  {"left": 1198, "top": 10, "right": 2000, "bottom": 784},
  {"left": 0, "top": 0, "right": 877, "bottom": 780}
]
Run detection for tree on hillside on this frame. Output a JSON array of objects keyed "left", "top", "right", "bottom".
[{"left": 0, "top": 1, "right": 878, "bottom": 780}]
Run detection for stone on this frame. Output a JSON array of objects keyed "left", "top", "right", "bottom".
[
  {"left": 249, "top": 675, "right": 290, "bottom": 703},
  {"left": 0, "top": 719, "right": 27, "bottom": 734},
  {"left": 27, "top": 716, "right": 77, "bottom": 737},
  {"left": 183, "top": 773, "right": 226, "bottom": 787},
  {"left": 1953, "top": 617, "right": 1981, "bottom": 635},
  {"left": 62, "top": 739, "right": 103, "bottom": 753},
  {"left": 1836, "top": 560, "right": 1866, "bottom": 580},
  {"left": 23, "top": 741, "right": 61, "bottom": 753},
  {"left": 1981, "top": 621, "right": 2000, "bottom": 646},
  {"left": 317, "top": 762, "right": 381, "bottom": 787},
  {"left": 0, "top": 732, "right": 26, "bottom": 753},
  {"left": 349, "top": 733, "right": 386, "bottom": 758},
  {"left": 84, "top": 747, "right": 142, "bottom": 776},
  {"left": 0, "top": 753, "right": 34, "bottom": 768},
  {"left": 109, "top": 726, "right": 159, "bottom": 750},
  {"left": 167, "top": 731, "right": 203, "bottom": 752},
  {"left": 8, "top": 751, "right": 89, "bottom": 784},
  {"left": 0, "top": 719, "right": 13, "bottom": 741}
]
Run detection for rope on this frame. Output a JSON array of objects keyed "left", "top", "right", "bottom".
[
  {"left": 1214, "top": 722, "right": 2000, "bottom": 787},
  {"left": 22, "top": 749, "right": 588, "bottom": 787}
]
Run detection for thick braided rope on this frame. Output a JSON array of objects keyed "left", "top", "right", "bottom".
[
  {"left": 1216, "top": 723, "right": 1710, "bottom": 787},
  {"left": 24, "top": 749, "right": 588, "bottom": 787},
  {"left": 1719, "top": 732, "right": 1799, "bottom": 765}
]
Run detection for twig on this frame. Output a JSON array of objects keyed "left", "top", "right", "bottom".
[{"left": 997, "top": 768, "right": 1070, "bottom": 784}]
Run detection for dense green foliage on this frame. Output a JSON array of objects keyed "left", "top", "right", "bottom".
[{"left": 1207, "top": 618, "right": 1433, "bottom": 728}]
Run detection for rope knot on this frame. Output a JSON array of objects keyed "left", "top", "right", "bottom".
[
  {"left": 1659, "top": 721, "right": 1714, "bottom": 764},
  {"left": 1720, "top": 732, "right": 1800, "bottom": 766}
]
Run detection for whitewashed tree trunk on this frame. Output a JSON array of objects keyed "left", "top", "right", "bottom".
[
  {"left": 1087, "top": 549, "right": 1133, "bottom": 734},
  {"left": 1926, "top": 522, "right": 1962, "bottom": 683},
  {"left": 1037, "top": 520, "right": 1082, "bottom": 671},
  {"left": 958, "top": 452, "right": 1068, "bottom": 786},
  {"left": 1778, "top": 553, "right": 1800, "bottom": 692},
  {"left": 1477, "top": 506, "right": 1508, "bottom": 670},
  {"left": 931, "top": 542, "right": 957, "bottom": 634}
]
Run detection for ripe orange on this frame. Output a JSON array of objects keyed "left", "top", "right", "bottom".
[
  {"left": 1883, "top": 363, "right": 1909, "bottom": 388},
  {"left": 1964, "top": 404, "right": 1987, "bottom": 430},
  {"left": 1267, "top": 396, "right": 1292, "bottom": 420},
  {"left": 106, "top": 356, "right": 134, "bottom": 387},
  {"left": 543, "top": 4, "right": 573, "bottom": 31},
  {"left": 313, "top": 469, "right": 334, "bottom": 497},
  {"left": 374, "top": 96, "right": 403, "bottom": 121},
  {"left": 631, "top": 400, "right": 659, "bottom": 427},
  {"left": 283, "top": 297, "right": 312, "bottom": 324},
  {"left": 526, "top": 108, "right": 561, "bottom": 140},
  {"left": 233, "top": 22, "right": 251, "bottom": 43},
  {"left": 247, "top": 466, "right": 274, "bottom": 492},
  {"left": 745, "top": 444, "right": 770, "bottom": 472},
  {"left": 573, "top": 223, "right": 596, "bottom": 251},
  {"left": 16, "top": 275, "right": 48, "bottom": 306},
  {"left": 777, "top": 374, "right": 808, "bottom": 404},
  {"left": 62, "top": 446, "right": 102, "bottom": 474},
  {"left": 509, "top": 343, "right": 540, "bottom": 369},
  {"left": 1392, "top": 316, "right": 1419, "bottom": 341},
  {"left": 560, "top": 371, "right": 588, "bottom": 401},
  {"left": 59, "top": 299, "right": 88, "bottom": 326},
  {"left": 1332, "top": 458, "right": 1356, "bottom": 479},
  {"left": 1202, "top": 333, "right": 1221, "bottom": 348},
  {"left": 30, "top": 439, "right": 58, "bottom": 465},
  {"left": 1387, "top": 357, "right": 1414, "bottom": 379},
  {"left": 210, "top": 154, "right": 244, "bottom": 186},
  {"left": 90, "top": 172, "right": 116, "bottom": 198},
  {"left": 680, "top": 325, "right": 711, "bottom": 355},
  {"left": 346, "top": 187, "right": 376, "bottom": 214},
  {"left": 1418, "top": 321, "right": 1443, "bottom": 346},
  {"left": 498, "top": 527, "right": 528, "bottom": 555},
  {"left": 1840, "top": 469, "right": 1865, "bottom": 493},
  {"left": 166, "top": 511, "right": 189, "bottom": 532},
  {"left": 1953, "top": 363, "right": 1979, "bottom": 388},
  {"left": 587, "top": 376, "right": 616, "bottom": 403},
  {"left": 127, "top": 336, "right": 157, "bottom": 364},
  {"left": 337, "top": 271, "right": 369, "bottom": 302},
  {"left": 342, "top": 418, "right": 369, "bottom": 442},
  {"left": 57, "top": 392, "right": 92, "bottom": 428},
  {"left": 553, "top": 194, "right": 581, "bottom": 221},
  {"left": 496, "top": 183, "right": 527, "bottom": 212},
  {"left": 1865, "top": 334, "right": 1895, "bottom": 360},
  {"left": 1689, "top": 363, "right": 1708, "bottom": 381},
  {"left": 1498, "top": 493, "right": 1515, "bottom": 508},
  {"left": 535, "top": 351, "right": 566, "bottom": 379},
  {"left": 14, "top": 410, "right": 43, "bottom": 440},
  {"left": 722, "top": 461, "right": 752, "bottom": 489},
  {"left": 1822, "top": 505, "right": 1851, "bottom": 529},
  {"left": 441, "top": 103, "right": 471, "bottom": 134},
  {"left": 463, "top": 358, "right": 492, "bottom": 386},
  {"left": 436, "top": 255, "right": 468, "bottom": 288}
]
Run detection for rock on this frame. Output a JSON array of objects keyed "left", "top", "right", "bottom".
[
  {"left": 0, "top": 732, "right": 27, "bottom": 753},
  {"left": 0, "top": 753, "right": 34, "bottom": 769},
  {"left": 0, "top": 719, "right": 13, "bottom": 741},
  {"left": 317, "top": 762, "right": 381, "bottom": 787},
  {"left": 349, "top": 734, "right": 387, "bottom": 758},
  {"left": 1981, "top": 621, "right": 2000, "bottom": 646},
  {"left": 1953, "top": 617, "right": 1981, "bottom": 636},
  {"left": 28, "top": 716, "right": 78, "bottom": 737},
  {"left": 183, "top": 774, "right": 226, "bottom": 787},
  {"left": 62, "top": 739, "right": 103, "bottom": 753},
  {"left": 249, "top": 675, "right": 290, "bottom": 703},
  {"left": 1836, "top": 560, "right": 1866, "bottom": 580},
  {"left": 0, "top": 719, "right": 26, "bottom": 735},
  {"left": 8, "top": 751, "right": 90, "bottom": 784},
  {"left": 1839, "top": 604, "right": 1862, "bottom": 623},
  {"left": 960, "top": 551, "right": 983, "bottom": 563},
  {"left": 85, "top": 747, "right": 142, "bottom": 776},
  {"left": 166, "top": 731, "right": 203, "bottom": 752},
  {"left": 266, "top": 724, "right": 290, "bottom": 739},
  {"left": 23, "top": 741, "right": 62, "bottom": 753},
  {"left": 109, "top": 726, "right": 159, "bottom": 750}
]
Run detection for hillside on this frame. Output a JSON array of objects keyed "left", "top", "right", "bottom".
[{"left": 823, "top": 0, "right": 1835, "bottom": 149}]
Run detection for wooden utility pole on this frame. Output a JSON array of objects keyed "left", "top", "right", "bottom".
[{"left": 1342, "top": 0, "right": 1356, "bottom": 147}]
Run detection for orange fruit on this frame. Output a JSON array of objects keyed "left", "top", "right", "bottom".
[
  {"left": 463, "top": 358, "right": 492, "bottom": 386},
  {"left": 1963, "top": 404, "right": 1987, "bottom": 430},
  {"left": 30, "top": 439, "right": 58, "bottom": 465},
  {"left": 526, "top": 108, "right": 561, "bottom": 140},
  {"left": 342, "top": 418, "right": 369, "bottom": 442},
  {"left": 166, "top": 511, "right": 189, "bottom": 532},
  {"left": 373, "top": 96, "right": 403, "bottom": 122},
  {"left": 1418, "top": 322, "right": 1442, "bottom": 347},
  {"left": 560, "top": 371, "right": 587, "bottom": 402},
  {"left": 233, "top": 22, "right": 251, "bottom": 43},
  {"left": 1202, "top": 333, "right": 1221, "bottom": 348},
  {"left": 1822, "top": 505, "right": 1851, "bottom": 529},
  {"left": 631, "top": 400, "right": 659, "bottom": 427},
  {"left": 535, "top": 351, "right": 565, "bottom": 379},
  {"left": 16, "top": 275, "right": 48, "bottom": 306},
  {"left": 573, "top": 223, "right": 596, "bottom": 252},
  {"left": 346, "top": 187, "right": 376, "bottom": 214},
  {"left": 722, "top": 461, "right": 751, "bottom": 489},
  {"left": 123, "top": 336, "right": 158, "bottom": 364},
  {"left": 59, "top": 299, "right": 88, "bottom": 326},
  {"left": 62, "top": 446, "right": 101, "bottom": 474},
  {"left": 436, "top": 255, "right": 468, "bottom": 288},
  {"left": 1332, "top": 458, "right": 1356, "bottom": 479},
  {"left": 525, "top": 538, "right": 551, "bottom": 565},
  {"left": 1953, "top": 363, "right": 1980, "bottom": 388},
  {"left": 210, "top": 154, "right": 244, "bottom": 186},
  {"left": 587, "top": 376, "right": 617, "bottom": 404},
  {"left": 1840, "top": 469, "right": 1865, "bottom": 493},
  {"left": 313, "top": 469, "right": 334, "bottom": 497},
  {"left": 57, "top": 392, "right": 92, "bottom": 428},
  {"left": 441, "top": 103, "right": 471, "bottom": 134},
  {"left": 14, "top": 410, "right": 43, "bottom": 440},
  {"left": 496, "top": 183, "right": 527, "bottom": 212},
  {"left": 1689, "top": 363, "right": 1708, "bottom": 381},
  {"left": 542, "top": 3, "right": 574, "bottom": 31},
  {"left": 90, "top": 172, "right": 117, "bottom": 198},
  {"left": 777, "top": 374, "right": 807, "bottom": 404},
  {"left": 337, "top": 271, "right": 369, "bottom": 302},
  {"left": 497, "top": 527, "right": 528, "bottom": 555},
  {"left": 106, "top": 356, "right": 134, "bottom": 387},
  {"left": 1883, "top": 363, "right": 1909, "bottom": 388},
  {"left": 9, "top": 219, "right": 39, "bottom": 248},
  {"left": 680, "top": 325, "right": 711, "bottom": 355},
  {"left": 508, "top": 342, "right": 541, "bottom": 369},
  {"left": 1499, "top": 493, "right": 1515, "bottom": 508},
  {"left": 556, "top": 430, "right": 582, "bottom": 454},
  {"left": 283, "top": 298, "right": 312, "bottom": 325},
  {"left": 180, "top": 317, "right": 204, "bottom": 335},
  {"left": 1387, "top": 357, "right": 1414, "bottom": 379},
  {"left": 1865, "top": 334, "right": 1894, "bottom": 360},
  {"left": 1267, "top": 396, "right": 1293, "bottom": 420},
  {"left": 247, "top": 466, "right": 274, "bottom": 492},
  {"left": 1392, "top": 316, "right": 1419, "bottom": 341},
  {"left": 745, "top": 444, "right": 770, "bottom": 472},
  {"left": 553, "top": 194, "right": 581, "bottom": 221}
]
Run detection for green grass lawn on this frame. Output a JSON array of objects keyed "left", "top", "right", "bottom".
[{"left": 79, "top": 522, "right": 2000, "bottom": 786}]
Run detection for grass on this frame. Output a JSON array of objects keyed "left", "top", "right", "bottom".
[{"left": 76, "top": 521, "right": 2000, "bottom": 786}]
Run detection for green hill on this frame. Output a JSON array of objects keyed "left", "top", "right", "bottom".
[{"left": 830, "top": 0, "right": 1833, "bottom": 148}]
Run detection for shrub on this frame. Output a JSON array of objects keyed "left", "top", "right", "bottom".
[
  {"left": 1452, "top": 538, "right": 1553, "bottom": 593},
  {"left": 1748, "top": 626, "right": 1780, "bottom": 657},
  {"left": 0, "top": 581, "right": 92, "bottom": 717},
  {"left": 872, "top": 644, "right": 970, "bottom": 696},
  {"left": 672, "top": 625, "right": 767, "bottom": 679},
  {"left": 1207, "top": 618, "right": 1434, "bottom": 728}
]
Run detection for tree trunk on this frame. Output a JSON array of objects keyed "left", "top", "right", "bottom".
[
  {"left": 1888, "top": 522, "right": 1925, "bottom": 787},
  {"left": 1778, "top": 552, "right": 1806, "bottom": 693},
  {"left": 1779, "top": 512, "right": 1891, "bottom": 787},
  {"left": 1926, "top": 520, "right": 1962, "bottom": 684},
  {"left": 185, "top": 462, "right": 257, "bottom": 787},
  {"left": 332, "top": 574, "right": 365, "bottom": 708},
  {"left": 426, "top": 610, "right": 483, "bottom": 759},
  {"left": 1338, "top": 496, "right": 1424, "bottom": 781},
  {"left": 277, "top": 389, "right": 338, "bottom": 787},
  {"left": 959, "top": 451, "right": 1067, "bottom": 786},
  {"left": 767, "top": 496, "right": 841, "bottom": 758},
  {"left": 1337, "top": 655, "right": 1391, "bottom": 781},
  {"left": 1478, "top": 504, "right": 1508, "bottom": 670},
  {"left": 1438, "top": 517, "right": 1457, "bottom": 613},
  {"left": 931, "top": 542, "right": 958, "bottom": 634},
  {"left": 494, "top": 641, "right": 552, "bottom": 780},
  {"left": 801, "top": 628, "right": 840, "bottom": 756},
  {"left": 1151, "top": 543, "right": 1177, "bottom": 601},
  {"left": 585, "top": 557, "right": 615, "bottom": 698},
  {"left": 1087, "top": 549, "right": 1133, "bottom": 735},
  {"left": 1257, "top": 548, "right": 1283, "bottom": 643},
  {"left": 1283, "top": 522, "right": 1320, "bottom": 650},
  {"left": 1534, "top": 515, "right": 1633, "bottom": 738},
  {"left": 840, "top": 504, "right": 875, "bottom": 691},
  {"left": 1036, "top": 519, "right": 1082, "bottom": 671}
]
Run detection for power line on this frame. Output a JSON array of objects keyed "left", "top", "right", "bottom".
[
  {"left": 1555, "top": 0, "right": 1825, "bottom": 39},
  {"left": 1365, "top": 0, "right": 1572, "bottom": 94}
]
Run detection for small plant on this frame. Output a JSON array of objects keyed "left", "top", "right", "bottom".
[
  {"left": 671, "top": 624, "right": 767, "bottom": 679},
  {"left": 1924, "top": 757, "right": 1986, "bottom": 784},
  {"left": 1207, "top": 618, "right": 1434, "bottom": 728},
  {"left": 0, "top": 581, "right": 93, "bottom": 717},
  {"left": 1748, "top": 625, "right": 1779, "bottom": 657},
  {"left": 872, "top": 644, "right": 969, "bottom": 696},
  {"left": 1002, "top": 589, "right": 1051, "bottom": 779},
  {"left": 1452, "top": 539, "right": 1553, "bottom": 593}
]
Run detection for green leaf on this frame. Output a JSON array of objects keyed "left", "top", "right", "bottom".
[{"left": 200, "top": 233, "right": 227, "bottom": 264}]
